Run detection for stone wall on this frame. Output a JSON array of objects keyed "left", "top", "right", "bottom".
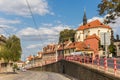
[{"left": 30, "top": 60, "right": 120, "bottom": 80}]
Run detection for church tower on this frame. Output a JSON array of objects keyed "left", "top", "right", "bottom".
[{"left": 83, "top": 9, "right": 87, "bottom": 25}]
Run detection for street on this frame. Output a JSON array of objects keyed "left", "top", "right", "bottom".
[{"left": 0, "top": 71, "right": 72, "bottom": 80}]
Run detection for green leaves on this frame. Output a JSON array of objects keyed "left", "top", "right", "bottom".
[
  {"left": 108, "top": 43, "right": 116, "bottom": 56},
  {"left": 59, "top": 29, "right": 76, "bottom": 43},
  {"left": 0, "top": 35, "right": 22, "bottom": 63},
  {"left": 98, "top": 0, "right": 120, "bottom": 24}
]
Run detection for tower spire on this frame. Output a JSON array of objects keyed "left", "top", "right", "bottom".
[{"left": 83, "top": 8, "right": 87, "bottom": 25}]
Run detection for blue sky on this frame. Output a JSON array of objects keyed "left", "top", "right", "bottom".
[{"left": 0, "top": 0, "right": 120, "bottom": 61}]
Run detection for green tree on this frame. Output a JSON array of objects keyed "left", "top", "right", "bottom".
[
  {"left": 59, "top": 29, "right": 76, "bottom": 43},
  {"left": 0, "top": 35, "right": 22, "bottom": 62},
  {"left": 98, "top": 0, "right": 120, "bottom": 23},
  {"left": 7, "top": 35, "right": 22, "bottom": 62},
  {"left": 108, "top": 43, "right": 116, "bottom": 56}
]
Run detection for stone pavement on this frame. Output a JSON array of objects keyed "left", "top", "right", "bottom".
[{"left": 0, "top": 71, "right": 75, "bottom": 80}]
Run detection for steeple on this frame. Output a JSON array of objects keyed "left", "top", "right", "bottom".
[{"left": 83, "top": 8, "right": 87, "bottom": 25}]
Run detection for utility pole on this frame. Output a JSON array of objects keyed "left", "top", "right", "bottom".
[
  {"left": 101, "top": 32, "right": 110, "bottom": 57},
  {"left": 62, "top": 41, "right": 65, "bottom": 59},
  {"left": 104, "top": 33, "right": 108, "bottom": 57},
  {"left": 55, "top": 44, "right": 58, "bottom": 61}
]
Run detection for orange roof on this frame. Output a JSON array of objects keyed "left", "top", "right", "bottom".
[
  {"left": 85, "top": 34, "right": 100, "bottom": 40},
  {"left": 75, "top": 42, "right": 93, "bottom": 51},
  {"left": 43, "top": 51, "right": 55, "bottom": 54},
  {"left": 34, "top": 56, "right": 42, "bottom": 60},
  {"left": 77, "top": 19, "right": 111, "bottom": 30},
  {"left": 43, "top": 44, "right": 56, "bottom": 53},
  {"left": 64, "top": 41, "right": 93, "bottom": 51},
  {"left": 57, "top": 44, "right": 64, "bottom": 50},
  {"left": 17, "top": 60, "right": 24, "bottom": 63},
  {"left": 38, "top": 52, "right": 43, "bottom": 54},
  {"left": 57, "top": 41, "right": 72, "bottom": 50},
  {"left": 27, "top": 55, "right": 33, "bottom": 61}
]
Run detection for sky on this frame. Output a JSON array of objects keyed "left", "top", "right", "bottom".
[{"left": 0, "top": 0, "right": 120, "bottom": 61}]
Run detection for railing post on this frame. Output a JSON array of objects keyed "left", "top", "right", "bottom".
[
  {"left": 84, "top": 56, "right": 86, "bottom": 63},
  {"left": 114, "top": 58, "right": 117, "bottom": 75},
  {"left": 79, "top": 56, "right": 82, "bottom": 64},
  {"left": 91, "top": 56, "right": 94, "bottom": 66},
  {"left": 104, "top": 57, "right": 108, "bottom": 72},
  {"left": 97, "top": 57, "right": 100, "bottom": 69}
]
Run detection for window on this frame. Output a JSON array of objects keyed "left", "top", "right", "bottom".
[
  {"left": 88, "top": 44, "right": 90, "bottom": 48},
  {"left": 88, "top": 31, "right": 90, "bottom": 35},
  {"left": 98, "top": 30, "right": 100, "bottom": 36},
  {"left": 1, "top": 63, "right": 7, "bottom": 67},
  {"left": 119, "top": 46, "right": 120, "bottom": 51}
]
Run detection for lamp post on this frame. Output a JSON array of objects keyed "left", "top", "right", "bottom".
[
  {"left": 55, "top": 44, "right": 58, "bottom": 61},
  {"left": 62, "top": 41, "right": 65, "bottom": 59},
  {"left": 100, "top": 32, "right": 110, "bottom": 57},
  {"left": 32, "top": 55, "right": 35, "bottom": 67}
]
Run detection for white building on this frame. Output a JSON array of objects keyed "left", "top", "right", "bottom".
[{"left": 75, "top": 11, "right": 112, "bottom": 42}]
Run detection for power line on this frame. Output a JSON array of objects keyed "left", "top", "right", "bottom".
[
  {"left": 25, "top": 0, "right": 43, "bottom": 40},
  {"left": 0, "top": 26, "right": 11, "bottom": 36},
  {"left": 25, "top": 0, "right": 38, "bottom": 28}
]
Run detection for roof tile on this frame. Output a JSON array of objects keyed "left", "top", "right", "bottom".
[{"left": 77, "top": 19, "right": 111, "bottom": 30}]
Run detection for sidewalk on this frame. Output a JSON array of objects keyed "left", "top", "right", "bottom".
[{"left": 0, "top": 71, "right": 18, "bottom": 79}]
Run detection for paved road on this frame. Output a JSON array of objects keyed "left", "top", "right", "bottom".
[{"left": 0, "top": 71, "right": 73, "bottom": 80}]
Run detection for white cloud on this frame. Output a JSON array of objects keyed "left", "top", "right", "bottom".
[
  {"left": 108, "top": 17, "right": 120, "bottom": 35},
  {"left": 79, "top": 16, "right": 104, "bottom": 26},
  {"left": 26, "top": 41, "right": 54, "bottom": 49},
  {"left": 26, "top": 44, "right": 42, "bottom": 49},
  {"left": 87, "top": 17, "right": 104, "bottom": 23},
  {"left": 0, "top": 18, "right": 20, "bottom": 35},
  {"left": 0, "top": 0, "right": 52, "bottom": 16},
  {"left": 17, "top": 24, "right": 71, "bottom": 39},
  {"left": 0, "top": 18, "right": 21, "bottom": 24}
]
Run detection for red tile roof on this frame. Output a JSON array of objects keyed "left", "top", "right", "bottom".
[
  {"left": 64, "top": 42, "right": 93, "bottom": 51},
  {"left": 17, "top": 60, "right": 24, "bottom": 63},
  {"left": 77, "top": 19, "right": 111, "bottom": 30},
  {"left": 43, "top": 44, "right": 56, "bottom": 53},
  {"left": 85, "top": 34, "right": 100, "bottom": 40},
  {"left": 27, "top": 55, "right": 33, "bottom": 61}
]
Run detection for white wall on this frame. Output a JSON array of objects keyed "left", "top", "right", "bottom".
[
  {"left": 75, "top": 30, "right": 84, "bottom": 42},
  {"left": 76, "top": 27, "right": 111, "bottom": 41}
]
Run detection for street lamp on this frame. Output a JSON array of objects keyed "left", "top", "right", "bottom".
[
  {"left": 55, "top": 44, "right": 59, "bottom": 62},
  {"left": 62, "top": 41, "right": 65, "bottom": 59},
  {"left": 32, "top": 55, "right": 35, "bottom": 67}
]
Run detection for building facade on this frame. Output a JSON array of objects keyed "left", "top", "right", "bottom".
[
  {"left": 75, "top": 12, "right": 112, "bottom": 57},
  {"left": 114, "top": 35, "right": 120, "bottom": 57},
  {"left": 75, "top": 20, "right": 112, "bottom": 42}
]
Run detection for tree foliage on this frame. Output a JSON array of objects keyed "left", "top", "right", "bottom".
[
  {"left": 0, "top": 35, "right": 22, "bottom": 63},
  {"left": 59, "top": 29, "right": 76, "bottom": 43},
  {"left": 108, "top": 43, "right": 116, "bottom": 56},
  {"left": 98, "top": 0, "right": 120, "bottom": 24}
]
